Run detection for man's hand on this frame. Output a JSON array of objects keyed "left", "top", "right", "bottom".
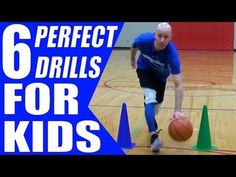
[{"left": 170, "top": 111, "right": 186, "bottom": 120}]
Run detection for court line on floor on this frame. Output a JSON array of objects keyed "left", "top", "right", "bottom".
[
  {"left": 135, "top": 145, "right": 236, "bottom": 155},
  {"left": 89, "top": 104, "right": 236, "bottom": 112},
  {"left": 102, "top": 76, "right": 236, "bottom": 97},
  {"left": 126, "top": 106, "right": 236, "bottom": 155},
  {"left": 90, "top": 104, "right": 236, "bottom": 154}
]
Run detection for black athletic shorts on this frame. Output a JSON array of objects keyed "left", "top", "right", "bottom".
[{"left": 136, "top": 68, "right": 167, "bottom": 103}]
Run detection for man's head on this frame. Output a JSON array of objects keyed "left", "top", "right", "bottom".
[{"left": 154, "top": 22, "right": 172, "bottom": 51}]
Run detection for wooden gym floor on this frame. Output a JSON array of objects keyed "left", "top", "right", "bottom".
[{"left": 89, "top": 49, "right": 236, "bottom": 155}]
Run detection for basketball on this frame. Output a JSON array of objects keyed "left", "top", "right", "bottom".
[{"left": 168, "top": 117, "right": 193, "bottom": 142}]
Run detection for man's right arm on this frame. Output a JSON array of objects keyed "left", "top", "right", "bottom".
[{"left": 130, "top": 47, "right": 138, "bottom": 69}]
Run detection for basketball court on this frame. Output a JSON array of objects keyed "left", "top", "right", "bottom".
[{"left": 89, "top": 22, "right": 236, "bottom": 155}]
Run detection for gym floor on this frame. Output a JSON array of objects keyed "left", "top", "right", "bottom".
[{"left": 90, "top": 49, "right": 236, "bottom": 155}]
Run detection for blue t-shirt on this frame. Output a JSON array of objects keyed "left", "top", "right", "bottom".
[{"left": 132, "top": 32, "right": 181, "bottom": 81}]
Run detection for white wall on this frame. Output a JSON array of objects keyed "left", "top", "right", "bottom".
[
  {"left": 115, "top": 22, "right": 160, "bottom": 48},
  {"left": 116, "top": 22, "right": 236, "bottom": 49}
]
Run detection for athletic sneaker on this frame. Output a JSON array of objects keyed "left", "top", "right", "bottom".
[{"left": 150, "top": 129, "right": 162, "bottom": 152}]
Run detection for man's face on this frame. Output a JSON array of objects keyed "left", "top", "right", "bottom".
[{"left": 154, "top": 29, "right": 172, "bottom": 50}]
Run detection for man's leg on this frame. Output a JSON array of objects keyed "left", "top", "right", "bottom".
[
  {"left": 136, "top": 69, "right": 163, "bottom": 152},
  {"left": 155, "top": 103, "right": 162, "bottom": 115},
  {"left": 144, "top": 88, "right": 157, "bottom": 132},
  {"left": 143, "top": 88, "right": 162, "bottom": 152}
]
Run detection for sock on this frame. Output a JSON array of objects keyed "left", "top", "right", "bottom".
[{"left": 145, "top": 103, "right": 158, "bottom": 132}]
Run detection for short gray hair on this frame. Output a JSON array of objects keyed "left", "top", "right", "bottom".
[{"left": 156, "top": 22, "right": 172, "bottom": 32}]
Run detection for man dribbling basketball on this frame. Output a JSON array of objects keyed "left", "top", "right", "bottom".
[{"left": 130, "top": 22, "right": 185, "bottom": 152}]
